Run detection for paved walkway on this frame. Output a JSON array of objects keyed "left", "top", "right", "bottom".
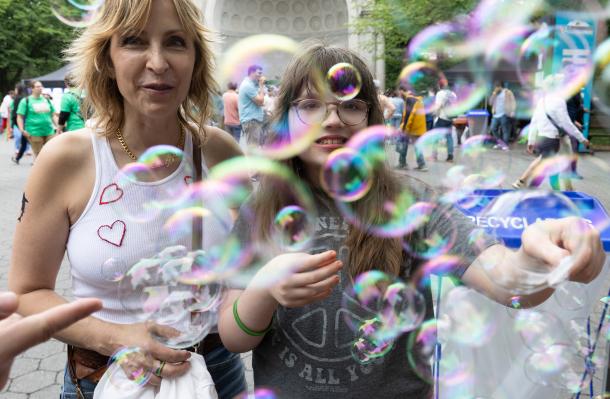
[{"left": 0, "top": 135, "right": 609, "bottom": 397}]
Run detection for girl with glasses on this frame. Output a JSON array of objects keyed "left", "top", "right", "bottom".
[{"left": 218, "top": 43, "right": 605, "bottom": 398}]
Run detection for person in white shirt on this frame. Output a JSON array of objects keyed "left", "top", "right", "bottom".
[
  {"left": 433, "top": 80, "right": 457, "bottom": 162},
  {"left": 489, "top": 81, "right": 516, "bottom": 146},
  {"left": 374, "top": 80, "right": 396, "bottom": 124},
  {"left": 512, "top": 79, "right": 589, "bottom": 190},
  {"left": 1, "top": 90, "right": 14, "bottom": 136}
]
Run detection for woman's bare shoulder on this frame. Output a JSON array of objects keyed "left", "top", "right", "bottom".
[{"left": 40, "top": 128, "right": 93, "bottom": 164}]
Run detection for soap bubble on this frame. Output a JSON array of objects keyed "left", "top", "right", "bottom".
[
  {"left": 272, "top": 205, "right": 314, "bottom": 251},
  {"left": 351, "top": 317, "right": 395, "bottom": 364},
  {"left": 114, "top": 145, "right": 192, "bottom": 224},
  {"left": 524, "top": 344, "right": 591, "bottom": 393},
  {"left": 321, "top": 147, "right": 373, "bottom": 202},
  {"left": 327, "top": 63, "right": 363, "bottom": 101},
  {"left": 443, "top": 286, "right": 497, "bottom": 347},
  {"left": 398, "top": 62, "right": 446, "bottom": 114},
  {"left": 101, "top": 258, "right": 128, "bottom": 282},
  {"left": 50, "top": 0, "right": 104, "bottom": 28},
  {"left": 106, "top": 347, "right": 153, "bottom": 393},
  {"left": 593, "top": 38, "right": 610, "bottom": 114},
  {"left": 236, "top": 388, "right": 277, "bottom": 399},
  {"left": 515, "top": 310, "right": 570, "bottom": 352}
]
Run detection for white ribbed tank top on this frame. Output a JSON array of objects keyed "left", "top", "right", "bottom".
[{"left": 67, "top": 131, "right": 227, "bottom": 324}]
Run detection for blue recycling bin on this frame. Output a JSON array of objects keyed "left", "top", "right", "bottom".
[
  {"left": 466, "top": 109, "right": 490, "bottom": 136},
  {"left": 433, "top": 189, "right": 610, "bottom": 398},
  {"left": 455, "top": 189, "right": 610, "bottom": 251}
]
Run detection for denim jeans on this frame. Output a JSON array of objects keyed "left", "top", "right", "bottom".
[
  {"left": 410, "top": 135, "right": 426, "bottom": 168},
  {"left": 433, "top": 118, "right": 454, "bottom": 158},
  {"left": 390, "top": 116, "right": 402, "bottom": 129},
  {"left": 12, "top": 126, "right": 30, "bottom": 154},
  {"left": 60, "top": 346, "right": 247, "bottom": 399},
  {"left": 225, "top": 124, "right": 241, "bottom": 143},
  {"left": 395, "top": 135, "right": 407, "bottom": 166},
  {"left": 489, "top": 115, "right": 511, "bottom": 144}
]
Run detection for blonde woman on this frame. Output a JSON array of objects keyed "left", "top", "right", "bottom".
[{"left": 8, "top": 0, "right": 246, "bottom": 398}]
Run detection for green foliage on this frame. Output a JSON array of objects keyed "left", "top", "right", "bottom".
[
  {"left": 352, "top": 0, "right": 479, "bottom": 89},
  {"left": 0, "top": 0, "right": 78, "bottom": 93}
]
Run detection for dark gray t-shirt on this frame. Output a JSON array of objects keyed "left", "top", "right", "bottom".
[{"left": 232, "top": 180, "right": 497, "bottom": 398}]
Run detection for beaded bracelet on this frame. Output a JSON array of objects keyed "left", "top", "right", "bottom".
[{"left": 233, "top": 297, "right": 273, "bottom": 337}]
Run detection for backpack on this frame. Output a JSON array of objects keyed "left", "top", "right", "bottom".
[{"left": 11, "top": 97, "right": 25, "bottom": 128}]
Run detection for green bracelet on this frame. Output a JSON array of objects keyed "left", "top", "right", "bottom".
[{"left": 233, "top": 297, "right": 272, "bottom": 337}]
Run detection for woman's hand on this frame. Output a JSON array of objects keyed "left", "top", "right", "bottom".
[
  {"left": 253, "top": 250, "right": 343, "bottom": 308},
  {"left": 0, "top": 293, "right": 102, "bottom": 390},
  {"left": 110, "top": 322, "right": 192, "bottom": 386},
  {"left": 520, "top": 217, "right": 605, "bottom": 284}
]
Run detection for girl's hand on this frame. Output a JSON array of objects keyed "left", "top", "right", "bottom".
[
  {"left": 110, "top": 322, "right": 192, "bottom": 386},
  {"left": 520, "top": 217, "right": 605, "bottom": 284},
  {"left": 253, "top": 250, "right": 343, "bottom": 308}
]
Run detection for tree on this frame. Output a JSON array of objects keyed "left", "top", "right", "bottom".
[
  {"left": 0, "top": 0, "right": 78, "bottom": 93},
  {"left": 352, "top": 0, "right": 479, "bottom": 89}
]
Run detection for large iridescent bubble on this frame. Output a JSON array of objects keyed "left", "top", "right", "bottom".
[
  {"left": 518, "top": 26, "right": 592, "bottom": 101},
  {"left": 218, "top": 34, "right": 322, "bottom": 159},
  {"left": 332, "top": 126, "right": 444, "bottom": 238},
  {"left": 398, "top": 62, "right": 446, "bottom": 114},
  {"left": 50, "top": 0, "right": 104, "bottom": 28},
  {"left": 117, "top": 247, "right": 222, "bottom": 349},
  {"left": 476, "top": 190, "right": 583, "bottom": 294},
  {"left": 207, "top": 156, "right": 317, "bottom": 286},
  {"left": 593, "top": 38, "right": 610, "bottom": 115},
  {"left": 442, "top": 286, "right": 497, "bottom": 347}
]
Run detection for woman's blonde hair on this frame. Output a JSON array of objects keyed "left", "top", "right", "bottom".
[
  {"left": 66, "top": 0, "right": 216, "bottom": 143},
  {"left": 252, "top": 42, "right": 405, "bottom": 278}
]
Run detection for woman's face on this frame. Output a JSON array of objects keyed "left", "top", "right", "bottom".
[
  {"left": 32, "top": 82, "right": 44, "bottom": 96},
  {"left": 109, "top": 0, "right": 195, "bottom": 120},
  {"left": 292, "top": 86, "right": 369, "bottom": 172}
]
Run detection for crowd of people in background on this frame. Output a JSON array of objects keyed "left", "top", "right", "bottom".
[{"left": 0, "top": 64, "right": 593, "bottom": 193}]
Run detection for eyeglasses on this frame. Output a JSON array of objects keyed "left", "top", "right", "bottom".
[{"left": 291, "top": 98, "right": 369, "bottom": 126}]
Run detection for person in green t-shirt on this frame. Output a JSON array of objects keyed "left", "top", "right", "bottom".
[
  {"left": 16, "top": 80, "right": 58, "bottom": 157},
  {"left": 58, "top": 75, "right": 86, "bottom": 133}
]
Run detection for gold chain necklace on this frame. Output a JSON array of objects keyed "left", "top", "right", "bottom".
[{"left": 115, "top": 126, "right": 185, "bottom": 168}]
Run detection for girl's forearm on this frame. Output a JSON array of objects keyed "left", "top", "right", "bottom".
[{"left": 218, "top": 288, "right": 278, "bottom": 353}]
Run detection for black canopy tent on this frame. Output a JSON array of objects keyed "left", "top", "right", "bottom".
[{"left": 25, "top": 63, "right": 74, "bottom": 89}]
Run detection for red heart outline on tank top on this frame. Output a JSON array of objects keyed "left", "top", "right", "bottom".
[
  {"left": 97, "top": 220, "right": 126, "bottom": 247},
  {"left": 99, "top": 183, "right": 124, "bottom": 205},
  {"left": 184, "top": 176, "right": 193, "bottom": 185}
]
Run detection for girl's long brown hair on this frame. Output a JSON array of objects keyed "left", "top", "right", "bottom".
[{"left": 252, "top": 42, "right": 404, "bottom": 278}]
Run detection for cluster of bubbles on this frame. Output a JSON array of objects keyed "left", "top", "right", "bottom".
[{"left": 342, "top": 271, "right": 426, "bottom": 364}]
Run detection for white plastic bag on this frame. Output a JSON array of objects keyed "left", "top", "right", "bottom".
[{"left": 93, "top": 353, "right": 218, "bottom": 399}]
